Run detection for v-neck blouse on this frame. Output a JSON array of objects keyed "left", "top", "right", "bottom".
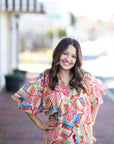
[{"left": 12, "top": 70, "right": 105, "bottom": 144}]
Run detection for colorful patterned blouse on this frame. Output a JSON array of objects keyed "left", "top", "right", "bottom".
[{"left": 12, "top": 70, "right": 105, "bottom": 144}]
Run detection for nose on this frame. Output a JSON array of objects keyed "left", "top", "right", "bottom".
[{"left": 66, "top": 55, "right": 72, "bottom": 62}]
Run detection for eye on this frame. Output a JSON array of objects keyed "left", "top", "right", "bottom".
[
  {"left": 63, "top": 52, "right": 67, "bottom": 55},
  {"left": 72, "top": 56, "right": 76, "bottom": 58}
]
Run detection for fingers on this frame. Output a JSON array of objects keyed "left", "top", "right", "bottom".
[
  {"left": 49, "top": 117, "right": 55, "bottom": 120},
  {"left": 45, "top": 119, "right": 57, "bottom": 130},
  {"left": 48, "top": 120, "right": 57, "bottom": 126}
]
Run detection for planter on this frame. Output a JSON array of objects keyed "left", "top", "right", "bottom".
[
  {"left": 5, "top": 70, "right": 26, "bottom": 92},
  {"left": 5, "top": 75, "right": 25, "bottom": 92}
]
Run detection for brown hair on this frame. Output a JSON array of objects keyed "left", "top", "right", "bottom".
[{"left": 46, "top": 38, "right": 86, "bottom": 93}]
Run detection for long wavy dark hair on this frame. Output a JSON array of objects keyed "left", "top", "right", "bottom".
[{"left": 47, "top": 38, "right": 86, "bottom": 93}]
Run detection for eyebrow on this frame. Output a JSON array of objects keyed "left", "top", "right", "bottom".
[{"left": 64, "top": 50, "right": 76, "bottom": 55}]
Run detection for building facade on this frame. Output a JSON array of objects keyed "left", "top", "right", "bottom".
[{"left": 0, "top": 0, "right": 45, "bottom": 91}]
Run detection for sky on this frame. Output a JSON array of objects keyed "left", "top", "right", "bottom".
[{"left": 39, "top": 0, "right": 114, "bottom": 21}]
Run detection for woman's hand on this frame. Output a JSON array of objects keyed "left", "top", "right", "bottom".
[
  {"left": 91, "top": 105, "right": 99, "bottom": 126},
  {"left": 40, "top": 118, "right": 57, "bottom": 131},
  {"left": 25, "top": 113, "right": 57, "bottom": 131},
  {"left": 91, "top": 120, "right": 95, "bottom": 126}
]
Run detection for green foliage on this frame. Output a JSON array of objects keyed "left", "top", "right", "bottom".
[
  {"left": 58, "top": 27, "right": 66, "bottom": 38},
  {"left": 45, "top": 26, "right": 66, "bottom": 38},
  {"left": 8, "top": 71, "right": 23, "bottom": 76},
  {"left": 45, "top": 27, "right": 53, "bottom": 39}
]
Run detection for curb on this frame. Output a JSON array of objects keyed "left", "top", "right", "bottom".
[{"left": 105, "top": 89, "right": 114, "bottom": 102}]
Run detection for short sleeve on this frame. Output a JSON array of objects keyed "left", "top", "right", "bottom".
[
  {"left": 86, "top": 73, "right": 105, "bottom": 107},
  {"left": 11, "top": 72, "right": 45, "bottom": 115}
]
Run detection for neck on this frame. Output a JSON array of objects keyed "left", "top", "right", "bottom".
[
  {"left": 59, "top": 69, "right": 71, "bottom": 77},
  {"left": 58, "top": 69, "right": 73, "bottom": 86}
]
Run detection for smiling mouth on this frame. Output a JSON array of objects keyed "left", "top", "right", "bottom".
[{"left": 62, "top": 61, "right": 71, "bottom": 66}]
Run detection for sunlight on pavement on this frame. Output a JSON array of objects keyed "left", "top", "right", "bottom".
[{"left": 19, "top": 63, "right": 51, "bottom": 73}]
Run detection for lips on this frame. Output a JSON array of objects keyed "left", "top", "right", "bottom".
[{"left": 62, "top": 61, "right": 71, "bottom": 66}]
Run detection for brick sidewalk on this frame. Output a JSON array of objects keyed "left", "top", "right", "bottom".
[
  {"left": 94, "top": 93, "right": 114, "bottom": 144},
  {"left": 0, "top": 74, "right": 114, "bottom": 144}
]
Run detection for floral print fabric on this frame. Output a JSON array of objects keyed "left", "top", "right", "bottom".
[{"left": 12, "top": 70, "right": 105, "bottom": 144}]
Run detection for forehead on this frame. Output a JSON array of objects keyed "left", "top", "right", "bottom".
[{"left": 64, "top": 45, "right": 76, "bottom": 54}]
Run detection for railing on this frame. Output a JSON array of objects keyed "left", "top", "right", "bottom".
[{"left": 0, "top": 0, "right": 45, "bottom": 13}]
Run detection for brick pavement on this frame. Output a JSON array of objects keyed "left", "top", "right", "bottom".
[{"left": 0, "top": 73, "right": 114, "bottom": 144}]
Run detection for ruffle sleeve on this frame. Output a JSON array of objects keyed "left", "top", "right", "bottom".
[
  {"left": 85, "top": 72, "right": 105, "bottom": 107},
  {"left": 11, "top": 72, "right": 45, "bottom": 115}
]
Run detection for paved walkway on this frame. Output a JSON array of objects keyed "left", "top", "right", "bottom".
[{"left": 0, "top": 73, "right": 114, "bottom": 144}]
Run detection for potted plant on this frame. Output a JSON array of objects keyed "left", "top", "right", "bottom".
[
  {"left": 5, "top": 70, "right": 26, "bottom": 92},
  {"left": 13, "top": 69, "right": 27, "bottom": 77}
]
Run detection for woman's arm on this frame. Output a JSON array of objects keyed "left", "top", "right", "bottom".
[
  {"left": 25, "top": 112, "right": 56, "bottom": 131},
  {"left": 91, "top": 106, "right": 99, "bottom": 125}
]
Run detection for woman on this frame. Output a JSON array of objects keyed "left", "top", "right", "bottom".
[{"left": 12, "top": 38, "right": 105, "bottom": 144}]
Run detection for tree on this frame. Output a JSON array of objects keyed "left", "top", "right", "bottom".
[
  {"left": 70, "top": 12, "right": 76, "bottom": 26},
  {"left": 45, "top": 27, "right": 53, "bottom": 39},
  {"left": 57, "top": 27, "right": 66, "bottom": 38}
]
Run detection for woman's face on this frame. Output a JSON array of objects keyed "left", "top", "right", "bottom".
[{"left": 59, "top": 45, "right": 77, "bottom": 71}]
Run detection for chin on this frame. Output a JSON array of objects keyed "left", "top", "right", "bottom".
[{"left": 61, "top": 66, "right": 74, "bottom": 70}]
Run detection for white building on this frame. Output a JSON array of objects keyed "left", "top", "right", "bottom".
[{"left": 0, "top": 0, "right": 45, "bottom": 91}]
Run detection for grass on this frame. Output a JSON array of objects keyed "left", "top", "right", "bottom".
[
  {"left": 19, "top": 49, "right": 53, "bottom": 64},
  {"left": 19, "top": 61, "right": 51, "bottom": 65}
]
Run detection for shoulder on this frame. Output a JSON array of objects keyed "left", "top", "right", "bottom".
[
  {"left": 82, "top": 69, "right": 101, "bottom": 87},
  {"left": 29, "top": 70, "right": 49, "bottom": 85},
  {"left": 21, "top": 71, "right": 50, "bottom": 95},
  {"left": 82, "top": 69, "right": 93, "bottom": 81}
]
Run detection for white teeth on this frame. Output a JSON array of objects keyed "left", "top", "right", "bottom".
[{"left": 63, "top": 61, "right": 70, "bottom": 66}]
